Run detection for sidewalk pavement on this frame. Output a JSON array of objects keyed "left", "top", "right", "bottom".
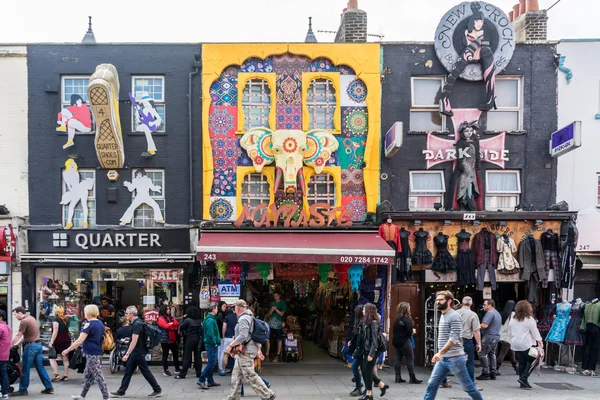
[{"left": 15, "top": 362, "right": 600, "bottom": 399}]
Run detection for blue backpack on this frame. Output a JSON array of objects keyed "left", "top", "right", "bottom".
[
  {"left": 144, "top": 323, "right": 161, "bottom": 350},
  {"left": 249, "top": 317, "right": 270, "bottom": 345}
]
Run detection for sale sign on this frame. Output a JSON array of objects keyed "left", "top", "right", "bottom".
[
  {"left": 144, "top": 309, "right": 159, "bottom": 323},
  {"left": 150, "top": 270, "right": 179, "bottom": 282}
]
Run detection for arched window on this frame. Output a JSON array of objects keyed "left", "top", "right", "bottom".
[
  {"left": 242, "top": 79, "right": 271, "bottom": 130},
  {"left": 241, "top": 172, "right": 270, "bottom": 219},
  {"left": 306, "top": 173, "right": 336, "bottom": 207},
  {"left": 307, "top": 78, "right": 336, "bottom": 130}
]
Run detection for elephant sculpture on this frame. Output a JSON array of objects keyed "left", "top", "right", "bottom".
[{"left": 240, "top": 127, "right": 339, "bottom": 197}]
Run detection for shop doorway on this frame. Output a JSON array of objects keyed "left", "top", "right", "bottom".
[{"left": 389, "top": 283, "right": 421, "bottom": 367}]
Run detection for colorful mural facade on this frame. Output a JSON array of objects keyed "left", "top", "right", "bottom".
[{"left": 202, "top": 44, "right": 381, "bottom": 222}]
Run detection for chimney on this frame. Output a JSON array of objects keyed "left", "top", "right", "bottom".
[
  {"left": 81, "top": 16, "right": 96, "bottom": 44},
  {"left": 334, "top": 0, "right": 367, "bottom": 43},
  {"left": 513, "top": 0, "right": 547, "bottom": 43},
  {"left": 304, "top": 17, "right": 318, "bottom": 43}
]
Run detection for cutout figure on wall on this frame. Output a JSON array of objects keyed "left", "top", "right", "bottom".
[
  {"left": 60, "top": 159, "right": 95, "bottom": 229},
  {"left": 438, "top": 2, "right": 497, "bottom": 116},
  {"left": 56, "top": 94, "right": 92, "bottom": 149},
  {"left": 119, "top": 169, "right": 164, "bottom": 225},
  {"left": 129, "top": 91, "right": 163, "bottom": 156},
  {"left": 454, "top": 120, "right": 481, "bottom": 211}
]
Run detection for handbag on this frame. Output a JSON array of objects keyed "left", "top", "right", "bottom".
[
  {"left": 48, "top": 347, "right": 57, "bottom": 359},
  {"left": 102, "top": 327, "right": 115, "bottom": 352},
  {"left": 199, "top": 278, "right": 210, "bottom": 309}
]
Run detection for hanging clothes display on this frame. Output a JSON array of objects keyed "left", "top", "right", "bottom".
[
  {"left": 431, "top": 233, "right": 457, "bottom": 273},
  {"left": 546, "top": 301, "right": 572, "bottom": 343},
  {"left": 412, "top": 228, "right": 433, "bottom": 265},
  {"left": 581, "top": 300, "right": 600, "bottom": 374},
  {"left": 397, "top": 228, "right": 413, "bottom": 282},
  {"left": 472, "top": 228, "right": 497, "bottom": 291},
  {"left": 561, "top": 220, "right": 578, "bottom": 289},
  {"left": 496, "top": 234, "right": 519, "bottom": 274},
  {"left": 455, "top": 230, "right": 476, "bottom": 287},
  {"left": 538, "top": 303, "right": 555, "bottom": 340},
  {"left": 540, "top": 230, "right": 561, "bottom": 289},
  {"left": 564, "top": 301, "right": 585, "bottom": 346},
  {"left": 518, "top": 235, "right": 546, "bottom": 303},
  {"left": 379, "top": 221, "right": 403, "bottom": 281}
]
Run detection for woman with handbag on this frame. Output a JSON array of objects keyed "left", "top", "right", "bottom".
[
  {"left": 509, "top": 300, "right": 543, "bottom": 389},
  {"left": 393, "top": 302, "right": 422, "bottom": 384},
  {"left": 174, "top": 306, "right": 203, "bottom": 379},
  {"left": 348, "top": 305, "right": 364, "bottom": 397},
  {"left": 360, "top": 303, "right": 389, "bottom": 400},
  {"left": 158, "top": 305, "right": 180, "bottom": 376},
  {"left": 62, "top": 304, "right": 109, "bottom": 400},
  {"left": 48, "top": 306, "right": 70, "bottom": 381}
]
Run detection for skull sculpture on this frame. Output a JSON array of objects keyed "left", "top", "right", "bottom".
[
  {"left": 240, "top": 128, "right": 339, "bottom": 197},
  {"left": 348, "top": 264, "right": 364, "bottom": 292}
]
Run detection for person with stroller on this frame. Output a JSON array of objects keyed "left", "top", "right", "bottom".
[
  {"left": 62, "top": 304, "right": 109, "bottom": 400},
  {"left": 49, "top": 305, "right": 70, "bottom": 382},
  {"left": 0, "top": 310, "right": 12, "bottom": 399},
  {"left": 284, "top": 332, "right": 298, "bottom": 362}
]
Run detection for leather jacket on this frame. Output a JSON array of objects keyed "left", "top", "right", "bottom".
[
  {"left": 362, "top": 320, "right": 381, "bottom": 358},
  {"left": 352, "top": 321, "right": 365, "bottom": 358}
]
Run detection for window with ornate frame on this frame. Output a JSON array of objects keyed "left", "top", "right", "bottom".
[
  {"left": 132, "top": 169, "right": 165, "bottom": 228},
  {"left": 306, "top": 173, "right": 336, "bottom": 207},
  {"left": 236, "top": 73, "right": 276, "bottom": 133},
  {"left": 409, "top": 171, "right": 445, "bottom": 211},
  {"left": 131, "top": 76, "right": 166, "bottom": 133},
  {"left": 302, "top": 72, "right": 341, "bottom": 134},
  {"left": 485, "top": 170, "right": 521, "bottom": 211},
  {"left": 61, "top": 76, "right": 95, "bottom": 133},
  {"left": 410, "top": 76, "right": 445, "bottom": 132},
  {"left": 62, "top": 169, "right": 96, "bottom": 228},
  {"left": 240, "top": 172, "right": 271, "bottom": 221}
]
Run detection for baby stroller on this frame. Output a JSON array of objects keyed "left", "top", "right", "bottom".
[
  {"left": 109, "top": 338, "right": 130, "bottom": 374},
  {"left": 7, "top": 347, "right": 21, "bottom": 393}
]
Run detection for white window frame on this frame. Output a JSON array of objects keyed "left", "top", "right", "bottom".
[
  {"left": 487, "top": 76, "right": 523, "bottom": 131},
  {"left": 61, "top": 75, "right": 95, "bottom": 133},
  {"left": 408, "top": 170, "right": 445, "bottom": 211},
  {"left": 241, "top": 173, "right": 270, "bottom": 220},
  {"left": 306, "top": 173, "right": 337, "bottom": 207},
  {"left": 410, "top": 76, "right": 446, "bottom": 131},
  {"left": 307, "top": 78, "right": 337, "bottom": 130},
  {"left": 485, "top": 170, "right": 521, "bottom": 211},
  {"left": 131, "top": 75, "right": 166, "bottom": 133},
  {"left": 132, "top": 168, "right": 165, "bottom": 228},
  {"left": 241, "top": 78, "right": 271, "bottom": 130},
  {"left": 62, "top": 169, "right": 96, "bottom": 228},
  {"left": 596, "top": 173, "right": 600, "bottom": 207}
]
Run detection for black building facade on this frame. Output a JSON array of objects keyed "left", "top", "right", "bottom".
[{"left": 22, "top": 44, "right": 202, "bottom": 345}]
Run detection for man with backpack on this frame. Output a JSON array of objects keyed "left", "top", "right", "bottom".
[
  {"left": 197, "top": 302, "right": 221, "bottom": 390},
  {"left": 111, "top": 306, "right": 162, "bottom": 398},
  {"left": 224, "top": 300, "right": 275, "bottom": 400}
]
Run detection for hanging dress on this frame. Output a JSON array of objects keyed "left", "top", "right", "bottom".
[
  {"left": 456, "top": 231, "right": 476, "bottom": 286},
  {"left": 497, "top": 236, "right": 520, "bottom": 274},
  {"left": 546, "top": 303, "right": 571, "bottom": 343},
  {"left": 412, "top": 230, "right": 433, "bottom": 265},
  {"left": 397, "top": 229, "right": 413, "bottom": 282},
  {"left": 431, "top": 234, "right": 457, "bottom": 273},
  {"left": 563, "top": 302, "right": 585, "bottom": 346}
]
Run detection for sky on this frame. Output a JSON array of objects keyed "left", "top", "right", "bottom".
[{"left": 0, "top": 0, "right": 595, "bottom": 44}]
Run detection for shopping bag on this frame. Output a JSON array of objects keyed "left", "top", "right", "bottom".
[
  {"left": 200, "top": 277, "right": 210, "bottom": 309},
  {"left": 48, "top": 347, "right": 57, "bottom": 359},
  {"left": 102, "top": 327, "right": 116, "bottom": 352}
]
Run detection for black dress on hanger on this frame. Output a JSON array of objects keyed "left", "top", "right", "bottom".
[
  {"left": 412, "top": 228, "right": 433, "bottom": 265},
  {"left": 398, "top": 228, "right": 413, "bottom": 281},
  {"left": 456, "top": 230, "right": 476, "bottom": 287},
  {"left": 431, "top": 233, "right": 457, "bottom": 273}
]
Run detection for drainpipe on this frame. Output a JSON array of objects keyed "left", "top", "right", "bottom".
[{"left": 189, "top": 55, "right": 201, "bottom": 221}]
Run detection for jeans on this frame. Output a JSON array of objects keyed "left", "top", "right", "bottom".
[
  {"left": 20, "top": 342, "right": 53, "bottom": 391},
  {"left": 0, "top": 361, "right": 8, "bottom": 396},
  {"left": 477, "top": 251, "right": 496, "bottom": 291},
  {"left": 424, "top": 355, "right": 483, "bottom": 400},
  {"left": 478, "top": 336, "right": 499, "bottom": 375},
  {"left": 199, "top": 345, "right": 218, "bottom": 385},
  {"left": 161, "top": 342, "right": 180, "bottom": 372},
  {"left": 462, "top": 338, "right": 476, "bottom": 382},
  {"left": 361, "top": 356, "right": 380, "bottom": 391},
  {"left": 352, "top": 355, "right": 363, "bottom": 388},
  {"left": 394, "top": 340, "right": 415, "bottom": 377},
  {"left": 515, "top": 350, "right": 534, "bottom": 383},
  {"left": 117, "top": 352, "right": 161, "bottom": 394},
  {"left": 179, "top": 337, "right": 202, "bottom": 378}
]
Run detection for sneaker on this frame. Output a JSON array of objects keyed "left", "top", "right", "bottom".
[
  {"left": 208, "top": 383, "right": 221, "bottom": 387},
  {"left": 148, "top": 390, "right": 162, "bottom": 397},
  {"left": 272, "top": 356, "right": 279, "bottom": 363},
  {"left": 110, "top": 391, "right": 125, "bottom": 397},
  {"left": 495, "top": 371, "right": 502, "bottom": 376},
  {"left": 11, "top": 392, "right": 27, "bottom": 397},
  {"left": 268, "top": 395, "right": 276, "bottom": 400},
  {"left": 41, "top": 388, "right": 54, "bottom": 395},
  {"left": 517, "top": 379, "right": 532, "bottom": 389},
  {"left": 583, "top": 370, "right": 591, "bottom": 376},
  {"left": 349, "top": 387, "right": 363, "bottom": 397},
  {"left": 476, "top": 374, "right": 491, "bottom": 380},
  {"left": 441, "top": 382, "right": 452, "bottom": 388},
  {"left": 71, "top": 396, "right": 85, "bottom": 400},
  {"left": 163, "top": 370, "right": 171, "bottom": 377},
  {"left": 88, "top": 63, "right": 125, "bottom": 169},
  {"left": 174, "top": 375, "right": 186, "bottom": 379},
  {"left": 198, "top": 383, "right": 209, "bottom": 390},
  {"left": 490, "top": 373, "right": 497, "bottom": 380},
  {"left": 1, "top": 395, "right": 9, "bottom": 399},
  {"left": 478, "top": 386, "right": 484, "bottom": 391},
  {"left": 218, "top": 370, "right": 227, "bottom": 376}
]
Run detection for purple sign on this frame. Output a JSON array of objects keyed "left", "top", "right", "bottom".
[
  {"left": 550, "top": 121, "right": 581, "bottom": 157},
  {"left": 384, "top": 122, "right": 403, "bottom": 158}
]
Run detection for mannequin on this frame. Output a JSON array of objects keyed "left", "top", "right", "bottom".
[
  {"left": 397, "top": 228, "right": 413, "bottom": 281},
  {"left": 473, "top": 227, "right": 497, "bottom": 291},
  {"left": 541, "top": 229, "right": 561, "bottom": 289},
  {"left": 546, "top": 300, "right": 571, "bottom": 343},
  {"left": 431, "top": 232, "right": 457, "bottom": 274},
  {"left": 564, "top": 299, "right": 585, "bottom": 347},
  {"left": 518, "top": 234, "right": 546, "bottom": 303},
  {"left": 379, "top": 218, "right": 403, "bottom": 281},
  {"left": 412, "top": 228, "right": 433, "bottom": 265},
  {"left": 455, "top": 229, "right": 475, "bottom": 287}
]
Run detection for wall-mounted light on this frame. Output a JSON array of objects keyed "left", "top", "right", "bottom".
[
  {"left": 535, "top": 219, "right": 543, "bottom": 226},
  {"left": 472, "top": 220, "right": 481, "bottom": 226},
  {"left": 499, "top": 221, "right": 507, "bottom": 227},
  {"left": 444, "top": 220, "right": 451, "bottom": 226},
  {"left": 67, "top": 154, "right": 80, "bottom": 160},
  {"left": 414, "top": 220, "right": 422, "bottom": 226},
  {"left": 380, "top": 66, "right": 392, "bottom": 83},
  {"left": 434, "top": 203, "right": 443, "bottom": 211},
  {"left": 0, "top": 205, "right": 9, "bottom": 215}
]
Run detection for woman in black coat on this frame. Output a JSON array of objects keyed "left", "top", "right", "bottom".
[
  {"left": 393, "top": 302, "right": 421, "bottom": 384},
  {"left": 174, "top": 306, "right": 203, "bottom": 379},
  {"left": 359, "top": 303, "right": 389, "bottom": 400}
]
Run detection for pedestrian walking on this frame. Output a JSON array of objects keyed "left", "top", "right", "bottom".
[
  {"left": 423, "top": 291, "right": 482, "bottom": 400},
  {"left": 455, "top": 296, "right": 482, "bottom": 390},
  {"left": 49, "top": 305, "right": 70, "bottom": 382},
  {"left": 62, "top": 304, "right": 109, "bottom": 400},
  {"left": 496, "top": 300, "right": 518, "bottom": 375},
  {"left": 198, "top": 302, "right": 221, "bottom": 390},
  {"left": 157, "top": 305, "right": 180, "bottom": 376},
  {"left": 348, "top": 305, "right": 364, "bottom": 396},
  {"left": 175, "top": 305, "right": 203, "bottom": 379},
  {"left": 11, "top": 306, "right": 54, "bottom": 396},
  {"left": 360, "top": 303, "right": 389, "bottom": 400},
  {"left": 224, "top": 299, "right": 275, "bottom": 400},
  {"left": 110, "top": 306, "right": 162, "bottom": 397},
  {"left": 220, "top": 308, "right": 237, "bottom": 376},
  {"left": 0, "top": 310, "right": 12, "bottom": 399},
  {"left": 508, "top": 300, "right": 543, "bottom": 389},
  {"left": 393, "top": 302, "right": 422, "bottom": 384},
  {"left": 477, "top": 299, "right": 502, "bottom": 380}
]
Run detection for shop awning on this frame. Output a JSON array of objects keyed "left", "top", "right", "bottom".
[
  {"left": 197, "top": 232, "right": 395, "bottom": 265},
  {"left": 19, "top": 253, "right": 195, "bottom": 264}
]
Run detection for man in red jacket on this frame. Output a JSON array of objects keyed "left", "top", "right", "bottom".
[{"left": 0, "top": 310, "right": 11, "bottom": 398}]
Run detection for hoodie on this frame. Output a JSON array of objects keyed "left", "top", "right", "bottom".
[{"left": 202, "top": 313, "right": 221, "bottom": 347}]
